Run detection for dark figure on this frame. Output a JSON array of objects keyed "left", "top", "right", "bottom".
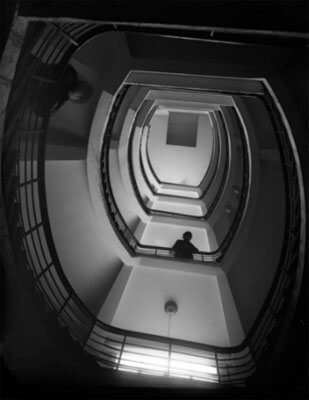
[
  {"left": 49, "top": 64, "right": 93, "bottom": 112},
  {"left": 32, "top": 62, "right": 93, "bottom": 116},
  {"left": 172, "top": 231, "right": 198, "bottom": 260}
]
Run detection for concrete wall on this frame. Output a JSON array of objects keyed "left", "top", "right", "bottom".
[
  {"left": 110, "top": 266, "right": 242, "bottom": 347},
  {"left": 45, "top": 160, "right": 123, "bottom": 316}
]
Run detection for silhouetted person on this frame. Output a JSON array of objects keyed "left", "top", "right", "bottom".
[
  {"left": 172, "top": 231, "right": 198, "bottom": 260},
  {"left": 49, "top": 65, "right": 93, "bottom": 112},
  {"left": 31, "top": 61, "right": 93, "bottom": 116}
]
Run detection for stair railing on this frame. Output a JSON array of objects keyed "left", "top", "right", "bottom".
[{"left": 2, "top": 20, "right": 304, "bottom": 386}]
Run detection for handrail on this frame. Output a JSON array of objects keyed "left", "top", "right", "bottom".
[
  {"left": 134, "top": 106, "right": 242, "bottom": 216},
  {"left": 101, "top": 85, "right": 218, "bottom": 262},
  {"left": 2, "top": 20, "right": 303, "bottom": 386},
  {"left": 130, "top": 96, "right": 225, "bottom": 208},
  {"left": 99, "top": 77, "right": 302, "bottom": 368},
  {"left": 102, "top": 85, "right": 250, "bottom": 262},
  {"left": 141, "top": 115, "right": 220, "bottom": 202},
  {"left": 142, "top": 114, "right": 218, "bottom": 193},
  {"left": 131, "top": 102, "right": 220, "bottom": 201}
]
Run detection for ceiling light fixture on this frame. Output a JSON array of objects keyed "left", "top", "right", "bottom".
[
  {"left": 118, "top": 300, "right": 217, "bottom": 381},
  {"left": 164, "top": 300, "right": 178, "bottom": 316}
]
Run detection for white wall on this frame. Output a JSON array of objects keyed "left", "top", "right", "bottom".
[
  {"left": 111, "top": 266, "right": 231, "bottom": 347},
  {"left": 222, "top": 96, "right": 286, "bottom": 333},
  {"left": 45, "top": 31, "right": 132, "bottom": 161},
  {"left": 45, "top": 160, "right": 123, "bottom": 316}
]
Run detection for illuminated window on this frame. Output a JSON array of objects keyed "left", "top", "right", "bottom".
[{"left": 118, "top": 345, "right": 218, "bottom": 382}]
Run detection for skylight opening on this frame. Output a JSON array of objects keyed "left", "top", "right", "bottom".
[{"left": 166, "top": 112, "right": 198, "bottom": 147}]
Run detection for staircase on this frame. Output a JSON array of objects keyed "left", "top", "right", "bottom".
[{"left": 1, "top": 19, "right": 306, "bottom": 388}]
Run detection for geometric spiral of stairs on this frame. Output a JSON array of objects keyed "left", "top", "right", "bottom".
[{"left": 1, "top": 11, "right": 307, "bottom": 390}]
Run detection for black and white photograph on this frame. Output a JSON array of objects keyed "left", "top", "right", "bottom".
[{"left": 0, "top": 1, "right": 308, "bottom": 399}]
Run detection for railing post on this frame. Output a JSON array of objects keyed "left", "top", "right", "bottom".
[
  {"left": 58, "top": 292, "right": 72, "bottom": 315},
  {"left": 168, "top": 342, "right": 172, "bottom": 376},
  {"left": 82, "top": 319, "right": 96, "bottom": 349},
  {"left": 117, "top": 335, "right": 126, "bottom": 370},
  {"left": 215, "top": 352, "right": 221, "bottom": 384}
]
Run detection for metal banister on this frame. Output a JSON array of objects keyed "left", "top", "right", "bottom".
[
  {"left": 2, "top": 20, "right": 303, "bottom": 386},
  {"left": 101, "top": 84, "right": 250, "bottom": 262}
]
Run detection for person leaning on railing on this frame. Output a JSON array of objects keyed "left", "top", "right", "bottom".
[
  {"left": 171, "top": 231, "right": 198, "bottom": 260},
  {"left": 30, "top": 58, "right": 93, "bottom": 116},
  {"left": 49, "top": 64, "right": 93, "bottom": 112}
]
